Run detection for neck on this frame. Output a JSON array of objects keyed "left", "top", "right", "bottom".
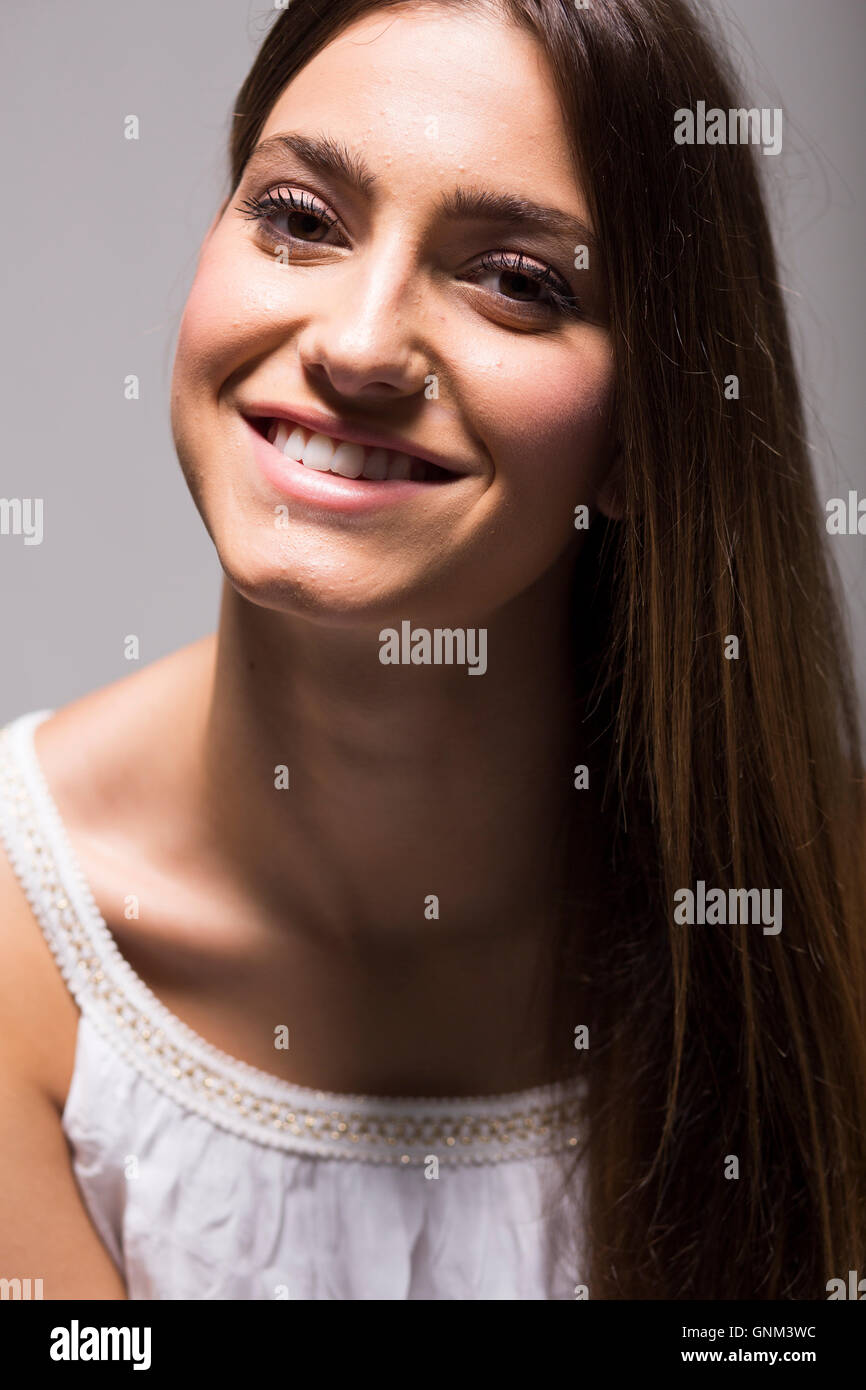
[{"left": 196, "top": 559, "right": 604, "bottom": 948}]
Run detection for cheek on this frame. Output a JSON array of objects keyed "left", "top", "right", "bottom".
[
  {"left": 173, "top": 240, "right": 279, "bottom": 395},
  {"left": 489, "top": 342, "right": 615, "bottom": 516}
]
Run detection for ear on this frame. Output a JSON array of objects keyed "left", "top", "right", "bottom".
[{"left": 596, "top": 445, "right": 626, "bottom": 521}]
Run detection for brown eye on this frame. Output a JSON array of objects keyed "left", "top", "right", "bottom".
[
  {"left": 470, "top": 251, "right": 583, "bottom": 319},
  {"left": 236, "top": 187, "right": 341, "bottom": 245}
]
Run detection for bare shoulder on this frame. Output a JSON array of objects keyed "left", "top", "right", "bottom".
[
  {"left": 0, "top": 645, "right": 217, "bottom": 1299},
  {"left": 34, "top": 634, "right": 216, "bottom": 829},
  {"left": 0, "top": 836, "right": 78, "bottom": 1109},
  {"left": 0, "top": 636, "right": 215, "bottom": 1106},
  {"left": 0, "top": 847, "right": 129, "bottom": 1297}
]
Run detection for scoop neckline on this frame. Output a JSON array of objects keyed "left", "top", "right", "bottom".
[{"left": 0, "top": 707, "right": 586, "bottom": 1162}]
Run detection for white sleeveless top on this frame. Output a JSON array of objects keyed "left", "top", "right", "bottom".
[{"left": 0, "top": 710, "right": 588, "bottom": 1300}]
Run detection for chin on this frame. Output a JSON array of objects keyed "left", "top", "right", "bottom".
[{"left": 213, "top": 533, "right": 441, "bottom": 630}]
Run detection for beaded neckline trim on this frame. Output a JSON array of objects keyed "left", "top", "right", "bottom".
[{"left": 0, "top": 710, "right": 586, "bottom": 1166}]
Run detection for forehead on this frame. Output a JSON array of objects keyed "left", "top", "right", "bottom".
[{"left": 256, "top": 5, "right": 587, "bottom": 216}]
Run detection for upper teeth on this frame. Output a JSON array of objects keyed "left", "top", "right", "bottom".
[{"left": 267, "top": 420, "right": 427, "bottom": 481}]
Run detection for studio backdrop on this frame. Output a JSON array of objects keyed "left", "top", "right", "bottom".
[{"left": 1, "top": 0, "right": 864, "bottom": 719}]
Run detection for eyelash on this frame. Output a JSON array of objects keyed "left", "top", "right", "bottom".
[
  {"left": 474, "top": 250, "right": 583, "bottom": 319},
  {"left": 235, "top": 187, "right": 585, "bottom": 321}
]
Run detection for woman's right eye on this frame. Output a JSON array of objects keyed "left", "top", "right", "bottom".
[{"left": 235, "top": 186, "right": 343, "bottom": 246}]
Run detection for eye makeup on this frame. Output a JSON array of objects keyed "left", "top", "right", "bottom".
[{"left": 235, "top": 181, "right": 590, "bottom": 323}]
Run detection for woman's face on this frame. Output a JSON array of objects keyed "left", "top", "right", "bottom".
[{"left": 171, "top": 3, "right": 616, "bottom": 629}]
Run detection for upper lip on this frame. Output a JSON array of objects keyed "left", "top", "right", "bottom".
[{"left": 240, "top": 401, "right": 473, "bottom": 477}]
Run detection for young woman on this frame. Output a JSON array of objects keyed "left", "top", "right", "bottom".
[{"left": 0, "top": 0, "right": 863, "bottom": 1300}]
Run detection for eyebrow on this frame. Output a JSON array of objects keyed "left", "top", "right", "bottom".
[{"left": 244, "top": 132, "right": 598, "bottom": 255}]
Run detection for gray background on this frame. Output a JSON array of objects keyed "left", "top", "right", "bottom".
[{"left": 1, "top": 0, "right": 863, "bottom": 722}]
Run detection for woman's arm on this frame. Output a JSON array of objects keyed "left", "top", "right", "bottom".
[
  {"left": 0, "top": 855, "right": 128, "bottom": 1300},
  {"left": 0, "top": 1067, "right": 128, "bottom": 1299}
]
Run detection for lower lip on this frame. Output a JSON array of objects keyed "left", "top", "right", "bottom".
[{"left": 243, "top": 416, "right": 459, "bottom": 516}]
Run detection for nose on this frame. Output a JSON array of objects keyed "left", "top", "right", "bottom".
[{"left": 293, "top": 239, "right": 433, "bottom": 400}]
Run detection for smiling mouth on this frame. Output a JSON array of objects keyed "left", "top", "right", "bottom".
[{"left": 248, "top": 417, "right": 457, "bottom": 484}]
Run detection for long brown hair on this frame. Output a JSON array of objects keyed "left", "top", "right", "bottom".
[{"left": 226, "top": 0, "right": 866, "bottom": 1298}]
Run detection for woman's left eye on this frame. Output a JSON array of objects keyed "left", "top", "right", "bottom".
[{"left": 469, "top": 251, "right": 584, "bottom": 319}]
